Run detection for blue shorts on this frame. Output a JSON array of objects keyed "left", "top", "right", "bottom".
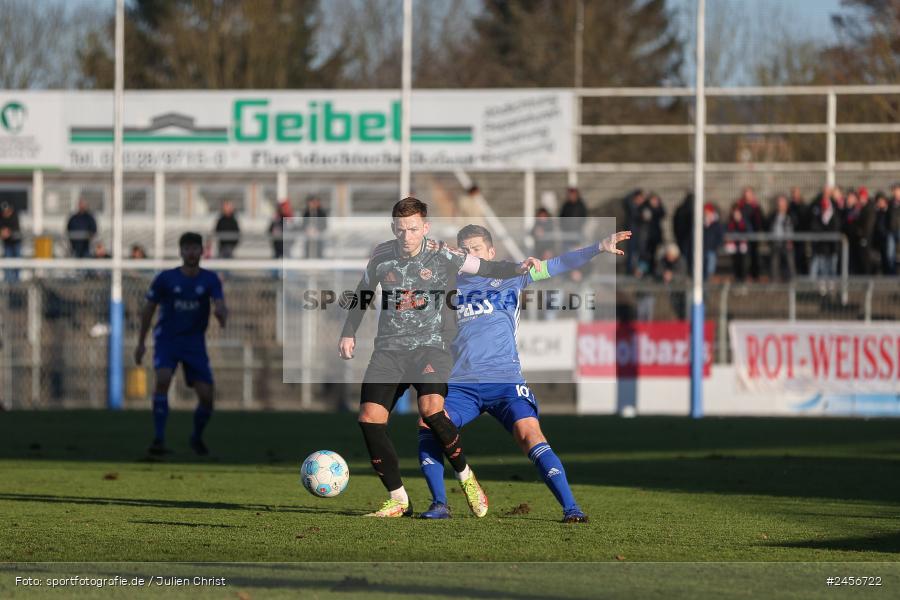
[
  {"left": 444, "top": 382, "right": 539, "bottom": 433},
  {"left": 153, "top": 336, "right": 213, "bottom": 386}
]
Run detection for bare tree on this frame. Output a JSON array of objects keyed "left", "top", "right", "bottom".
[
  {"left": 822, "top": 0, "right": 900, "bottom": 160},
  {"left": 702, "top": 0, "right": 753, "bottom": 87},
  {"left": 675, "top": 0, "right": 827, "bottom": 87},
  {"left": 320, "top": 0, "right": 478, "bottom": 89},
  {"left": 323, "top": 0, "right": 403, "bottom": 88},
  {"left": 0, "top": 0, "right": 107, "bottom": 89},
  {"left": 78, "top": 0, "right": 344, "bottom": 89},
  {"left": 827, "top": 0, "right": 900, "bottom": 85}
]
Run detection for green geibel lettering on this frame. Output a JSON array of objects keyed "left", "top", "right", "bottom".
[
  {"left": 231, "top": 98, "right": 403, "bottom": 143},
  {"left": 392, "top": 101, "right": 401, "bottom": 141},
  {"left": 323, "top": 102, "right": 351, "bottom": 141},
  {"left": 234, "top": 99, "right": 268, "bottom": 141},
  {"left": 309, "top": 102, "right": 318, "bottom": 142},
  {"left": 359, "top": 112, "right": 386, "bottom": 142},
  {"left": 275, "top": 113, "right": 303, "bottom": 141}
]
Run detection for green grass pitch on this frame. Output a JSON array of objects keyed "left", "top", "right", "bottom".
[{"left": 1, "top": 410, "right": 899, "bottom": 598}]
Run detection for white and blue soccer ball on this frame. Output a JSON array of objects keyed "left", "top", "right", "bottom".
[{"left": 300, "top": 450, "right": 350, "bottom": 498}]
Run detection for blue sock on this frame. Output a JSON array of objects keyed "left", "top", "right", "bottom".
[
  {"left": 418, "top": 428, "right": 447, "bottom": 504},
  {"left": 192, "top": 404, "right": 212, "bottom": 441},
  {"left": 152, "top": 394, "right": 168, "bottom": 442},
  {"left": 528, "top": 442, "right": 579, "bottom": 512}
]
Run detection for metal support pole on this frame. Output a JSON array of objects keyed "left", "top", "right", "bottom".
[
  {"left": 864, "top": 279, "right": 874, "bottom": 323},
  {"left": 28, "top": 284, "right": 41, "bottom": 408},
  {"left": 788, "top": 283, "right": 796, "bottom": 322},
  {"left": 574, "top": 0, "right": 584, "bottom": 92},
  {"left": 243, "top": 343, "right": 253, "bottom": 409},
  {"left": 276, "top": 285, "right": 284, "bottom": 344},
  {"left": 32, "top": 170, "right": 44, "bottom": 236},
  {"left": 690, "top": 0, "right": 706, "bottom": 419},
  {"left": 570, "top": 94, "right": 580, "bottom": 188},
  {"left": 108, "top": 0, "right": 125, "bottom": 410},
  {"left": 400, "top": 0, "right": 413, "bottom": 198},
  {"left": 300, "top": 273, "right": 315, "bottom": 409},
  {"left": 570, "top": 0, "right": 584, "bottom": 188},
  {"left": 841, "top": 235, "right": 849, "bottom": 305},
  {"left": 524, "top": 169, "right": 536, "bottom": 231},
  {"left": 826, "top": 91, "right": 837, "bottom": 188},
  {"left": 277, "top": 170, "right": 288, "bottom": 202},
  {"left": 154, "top": 171, "right": 165, "bottom": 259},
  {"left": 0, "top": 306, "right": 11, "bottom": 409},
  {"left": 717, "top": 281, "right": 729, "bottom": 365}
]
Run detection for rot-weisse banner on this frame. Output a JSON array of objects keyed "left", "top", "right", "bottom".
[
  {"left": 577, "top": 321, "right": 715, "bottom": 378},
  {"left": 730, "top": 321, "right": 900, "bottom": 393}
]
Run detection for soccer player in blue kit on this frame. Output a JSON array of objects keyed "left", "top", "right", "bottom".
[
  {"left": 340, "top": 198, "right": 541, "bottom": 518},
  {"left": 135, "top": 232, "right": 228, "bottom": 456},
  {"left": 418, "top": 224, "right": 630, "bottom": 522}
]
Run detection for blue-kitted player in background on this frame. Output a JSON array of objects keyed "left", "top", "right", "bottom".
[
  {"left": 135, "top": 232, "right": 228, "bottom": 456},
  {"left": 418, "top": 224, "right": 630, "bottom": 523}
]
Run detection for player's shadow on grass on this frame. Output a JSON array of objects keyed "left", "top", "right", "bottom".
[
  {"left": 176, "top": 563, "right": 598, "bottom": 600},
  {"left": 404, "top": 454, "right": 900, "bottom": 506},
  {"left": 128, "top": 520, "right": 246, "bottom": 528},
  {"left": 224, "top": 576, "right": 592, "bottom": 600},
  {"left": 0, "top": 493, "right": 365, "bottom": 517},
  {"left": 4, "top": 413, "right": 900, "bottom": 465},
  {"left": 773, "top": 531, "right": 900, "bottom": 554},
  {"left": 0, "top": 492, "right": 247, "bottom": 511},
  {"left": 1, "top": 563, "right": 592, "bottom": 600}
]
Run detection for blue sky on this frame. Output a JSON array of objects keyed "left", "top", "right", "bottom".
[
  {"left": 671, "top": 0, "right": 846, "bottom": 84},
  {"left": 671, "top": 0, "right": 842, "bottom": 27},
  {"left": 68, "top": 0, "right": 850, "bottom": 87},
  {"left": 788, "top": 0, "right": 844, "bottom": 31},
  {"left": 688, "top": 0, "right": 843, "bottom": 34}
]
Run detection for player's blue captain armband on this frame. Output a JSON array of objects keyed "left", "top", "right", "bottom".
[{"left": 528, "top": 245, "right": 601, "bottom": 282}]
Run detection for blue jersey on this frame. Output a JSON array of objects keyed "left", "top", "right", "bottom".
[
  {"left": 450, "top": 245, "right": 601, "bottom": 383},
  {"left": 146, "top": 267, "right": 223, "bottom": 340}
]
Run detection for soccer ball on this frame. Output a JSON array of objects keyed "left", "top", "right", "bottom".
[{"left": 300, "top": 450, "right": 350, "bottom": 498}]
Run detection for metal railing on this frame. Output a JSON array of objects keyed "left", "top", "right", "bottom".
[
  {"left": 572, "top": 84, "right": 900, "bottom": 186},
  {"left": 721, "top": 231, "right": 850, "bottom": 302}
]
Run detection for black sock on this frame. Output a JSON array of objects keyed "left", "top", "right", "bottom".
[
  {"left": 359, "top": 422, "right": 403, "bottom": 492},
  {"left": 422, "top": 411, "right": 468, "bottom": 473}
]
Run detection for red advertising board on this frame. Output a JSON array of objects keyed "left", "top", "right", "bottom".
[{"left": 577, "top": 321, "right": 715, "bottom": 378}]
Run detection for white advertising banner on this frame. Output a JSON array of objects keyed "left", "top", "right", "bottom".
[
  {"left": 729, "top": 320, "right": 900, "bottom": 394},
  {"left": 1, "top": 90, "right": 574, "bottom": 172},
  {"left": 517, "top": 320, "right": 577, "bottom": 372},
  {"left": 580, "top": 364, "right": 900, "bottom": 417},
  {"left": 0, "top": 93, "right": 64, "bottom": 169}
]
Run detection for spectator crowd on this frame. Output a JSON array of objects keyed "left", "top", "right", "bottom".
[
  {"left": 623, "top": 184, "right": 900, "bottom": 282},
  {"left": 2, "top": 183, "right": 899, "bottom": 284},
  {"left": 0, "top": 194, "right": 328, "bottom": 277}
]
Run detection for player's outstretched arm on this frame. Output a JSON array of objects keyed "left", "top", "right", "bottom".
[
  {"left": 460, "top": 254, "right": 541, "bottom": 279},
  {"left": 528, "top": 230, "right": 632, "bottom": 282},
  {"left": 134, "top": 301, "right": 157, "bottom": 365},
  {"left": 431, "top": 239, "right": 539, "bottom": 279},
  {"left": 600, "top": 230, "right": 631, "bottom": 255}
]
